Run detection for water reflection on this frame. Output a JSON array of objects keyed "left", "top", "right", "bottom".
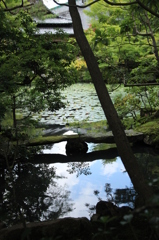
[
  {"left": 0, "top": 162, "right": 73, "bottom": 226},
  {"left": 1, "top": 141, "right": 159, "bottom": 225},
  {"left": 43, "top": 142, "right": 133, "bottom": 218}
]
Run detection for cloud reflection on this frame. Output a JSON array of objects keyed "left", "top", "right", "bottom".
[
  {"left": 43, "top": 143, "right": 131, "bottom": 219},
  {"left": 101, "top": 157, "right": 125, "bottom": 178}
]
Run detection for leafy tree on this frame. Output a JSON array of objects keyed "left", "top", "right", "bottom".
[
  {"left": 0, "top": 8, "right": 77, "bottom": 137},
  {"left": 83, "top": 0, "right": 159, "bottom": 128},
  {"left": 85, "top": 0, "right": 159, "bottom": 85},
  {"left": 28, "top": 0, "right": 54, "bottom": 19},
  {"left": 0, "top": 2, "right": 77, "bottom": 228}
]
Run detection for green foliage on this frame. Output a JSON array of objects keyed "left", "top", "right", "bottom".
[
  {"left": 85, "top": 0, "right": 159, "bottom": 85},
  {"left": 0, "top": 8, "right": 77, "bottom": 132},
  {"left": 113, "top": 85, "right": 159, "bottom": 128},
  {"left": 114, "top": 92, "right": 140, "bottom": 121},
  {"left": 28, "top": 0, "right": 54, "bottom": 20},
  {"left": 135, "top": 119, "right": 159, "bottom": 146},
  {"left": 84, "top": 1, "right": 159, "bottom": 126}
]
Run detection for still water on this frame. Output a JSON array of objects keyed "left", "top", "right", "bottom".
[
  {"left": 43, "top": 141, "right": 133, "bottom": 219},
  {"left": 1, "top": 83, "right": 159, "bottom": 225},
  {"left": 1, "top": 140, "right": 159, "bottom": 225}
]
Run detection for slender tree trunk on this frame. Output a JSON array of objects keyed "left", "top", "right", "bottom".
[
  {"left": 13, "top": 95, "right": 16, "bottom": 129},
  {"left": 69, "top": 0, "right": 153, "bottom": 203}
]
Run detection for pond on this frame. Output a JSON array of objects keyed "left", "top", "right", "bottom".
[
  {"left": 33, "top": 83, "right": 126, "bottom": 125},
  {"left": 1, "top": 83, "right": 159, "bottom": 226},
  {"left": 43, "top": 141, "right": 133, "bottom": 219},
  {"left": 1, "top": 140, "right": 159, "bottom": 226}
]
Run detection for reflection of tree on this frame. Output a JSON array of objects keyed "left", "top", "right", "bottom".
[
  {"left": 0, "top": 163, "right": 74, "bottom": 226},
  {"left": 114, "top": 187, "right": 136, "bottom": 207},
  {"left": 86, "top": 183, "right": 136, "bottom": 215},
  {"left": 102, "top": 157, "right": 117, "bottom": 166},
  {"left": 45, "top": 185, "right": 73, "bottom": 220},
  {"left": 67, "top": 162, "right": 91, "bottom": 177},
  {"left": 92, "top": 144, "right": 117, "bottom": 164},
  {"left": 135, "top": 152, "right": 159, "bottom": 184}
]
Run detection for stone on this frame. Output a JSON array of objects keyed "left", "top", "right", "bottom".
[
  {"left": 66, "top": 139, "right": 88, "bottom": 156},
  {"left": 91, "top": 201, "right": 133, "bottom": 222},
  {"left": 96, "top": 200, "right": 119, "bottom": 218}
]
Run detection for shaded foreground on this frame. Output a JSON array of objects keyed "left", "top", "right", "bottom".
[
  {"left": 1, "top": 143, "right": 159, "bottom": 239},
  {"left": 0, "top": 200, "right": 158, "bottom": 240}
]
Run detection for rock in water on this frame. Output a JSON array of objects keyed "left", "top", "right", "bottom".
[{"left": 66, "top": 139, "right": 88, "bottom": 156}]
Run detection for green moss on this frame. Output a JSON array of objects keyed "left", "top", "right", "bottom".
[
  {"left": 135, "top": 119, "right": 159, "bottom": 134},
  {"left": 135, "top": 119, "right": 159, "bottom": 145},
  {"left": 29, "top": 134, "right": 78, "bottom": 146}
]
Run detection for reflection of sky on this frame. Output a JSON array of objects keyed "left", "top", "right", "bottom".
[{"left": 43, "top": 141, "right": 132, "bottom": 219}]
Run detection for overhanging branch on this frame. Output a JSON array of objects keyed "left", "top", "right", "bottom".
[
  {"left": 52, "top": 0, "right": 159, "bottom": 18},
  {"left": 2, "top": 0, "right": 34, "bottom": 13},
  {"left": 52, "top": 0, "right": 100, "bottom": 8},
  {"left": 52, "top": 0, "right": 137, "bottom": 8},
  {"left": 104, "top": 0, "right": 136, "bottom": 6},
  {"left": 136, "top": 0, "right": 159, "bottom": 18}
]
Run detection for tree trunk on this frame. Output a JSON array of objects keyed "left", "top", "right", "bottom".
[{"left": 69, "top": 0, "right": 153, "bottom": 203}]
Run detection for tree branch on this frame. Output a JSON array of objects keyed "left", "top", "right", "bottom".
[
  {"left": 52, "top": 0, "right": 137, "bottom": 9},
  {"left": 132, "top": 13, "right": 152, "bottom": 37},
  {"left": 134, "top": 30, "right": 151, "bottom": 37},
  {"left": 2, "top": 0, "right": 34, "bottom": 13},
  {"left": 52, "top": 0, "right": 159, "bottom": 18},
  {"left": 104, "top": 0, "right": 137, "bottom": 6},
  {"left": 52, "top": 0, "right": 100, "bottom": 8},
  {"left": 136, "top": 0, "right": 159, "bottom": 18}
]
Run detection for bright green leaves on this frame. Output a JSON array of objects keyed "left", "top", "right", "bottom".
[
  {"left": 84, "top": 0, "right": 159, "bottom": 128},
  {"left": 93, "top": 25, "right": 120, "bottom": 47},
  {"left": 85, "top": 0, "right": 159, "bottom": 85},
  {"left": 93, "top": 28, "right": 109, "bottom": 47}
]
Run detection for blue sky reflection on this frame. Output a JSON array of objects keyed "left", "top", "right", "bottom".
[{"left": 43, "top": 142, "right": 132, "bottom": 219}]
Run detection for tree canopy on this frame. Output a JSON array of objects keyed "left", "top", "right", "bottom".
[
  {"left": 78, "top": 0, "right": 159, "bottom": 130},
  {"left": 0, "top": 2, "right": 78, "bottom": 135},
  {"left": 84, "top": 0, "right": 159, "bottom": 86}
]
